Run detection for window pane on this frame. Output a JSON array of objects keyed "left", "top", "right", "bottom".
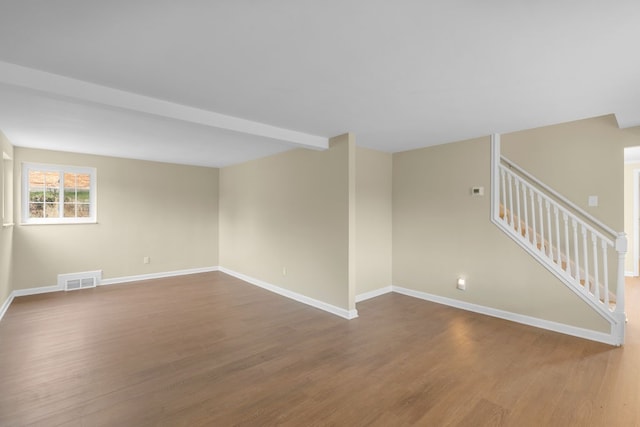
[
  {"left": 29, "top": 202, "right": 44, "bottom": 218},
  {"left": 64, "top": 173, "right": 77, "bottom": 203},
  {"left": 64, "top": 188, "right": 77, "bottom": 203},
  {"left": 77, "top": 190, "right": 90, "bottom": 203},
  {"left": 77, "top": 173, "right": 90, "bottom": 189},
  {"left": 64, "top": 172, "right": 77, "bottom": 187},
  {"left": 29, "top": 190, "right": 44, "bottom": 203},
  {"left": 45, "top": 203, "right": 59, "bottom": 218},
  {"left": 44, "top": 189, "right": 59, "bottom": 203},
  {"left": 63, "top": 172, "right": 91, "bottom": 215},
  {"left": 63, "top": 203, "right": 76, "bottom": 217},
  {"left": 77, "top": 174, "right": 91, "bottom": 203},
  {"left": 29, "top": 170, "right": 45, "bottom": 204},
  {"left": 44, "top": 171, "right": 59, "bottom": 189},
  {"left": 29, "top": 170, "right": 45, "bottom": 187},
  {"left": 77, "top": 203, "right": 90, "bottom": 218}
]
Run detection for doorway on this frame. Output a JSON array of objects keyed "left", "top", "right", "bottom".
[{"left": 624, "top": 147, "right": 640, "bottom": 277}]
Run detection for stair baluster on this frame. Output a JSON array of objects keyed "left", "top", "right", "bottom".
[
  {"left": 562, "top": 213, "right": 571, "bottom": 276},
  {"left": 491, "top": 134, "right": 626, "bottom": 345}
]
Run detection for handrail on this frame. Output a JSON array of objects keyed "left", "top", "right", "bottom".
[
  {"left": 501, "top": 165, "right": 614, "bottom": 246},
  {"left": 501, "top": 155, "right": 617, "bottom": 237},
  {"left": 492, "top": 135, "right": 625, "bottom": 345}
]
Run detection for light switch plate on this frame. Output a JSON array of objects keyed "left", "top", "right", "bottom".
[
  {"left": 588, "top": 196, "right": 598, "bottom": 207},
  {"left": 471, "top": 186, "right": 484, "bottom": 196}
]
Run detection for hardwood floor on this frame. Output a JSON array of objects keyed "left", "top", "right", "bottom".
[{"left": 1, "top": 272, "right": 639, "bottom": 426}]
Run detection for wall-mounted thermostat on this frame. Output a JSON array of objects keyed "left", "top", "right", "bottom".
[{"left": 471, "top": 186, "right": 484, "bottom": 196}]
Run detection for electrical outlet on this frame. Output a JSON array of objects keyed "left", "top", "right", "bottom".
[
  {"left": 282, "top": 266, "right": 287, "bottom": 276},
  {"left": 143, "top": 256, "right": 150, "bottom": 264}
]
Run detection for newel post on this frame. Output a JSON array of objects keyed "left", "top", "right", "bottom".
[
  {"left": 615, "top": 232, "right": 627, "bottom": 315},
  {"left": 614, "top": 232, "right": 627, "bottom": 345}
]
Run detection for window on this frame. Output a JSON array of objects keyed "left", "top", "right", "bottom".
[{"left": 22, "top": 163, "right": 96, "bottom": 224}]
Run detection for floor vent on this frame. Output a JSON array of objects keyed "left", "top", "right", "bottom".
[{"left": 58, "top": 270, "right": 102, "bottom": 291}]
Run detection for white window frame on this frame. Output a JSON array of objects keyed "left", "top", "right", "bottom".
[{"left": 22, "top": 162, "right": 97, "bottom": 225}]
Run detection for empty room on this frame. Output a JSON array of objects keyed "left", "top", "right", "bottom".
[{"left": 1, "top": 2, "right": 640, "bottom": 425}]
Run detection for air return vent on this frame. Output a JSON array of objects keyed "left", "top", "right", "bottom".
[{"left": 57, "top": 270, "right": 102, "bottom": 291}]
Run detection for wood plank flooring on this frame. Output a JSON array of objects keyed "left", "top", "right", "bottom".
[{"left": 1, "top": 272, "right": 639, "bottom": 426}]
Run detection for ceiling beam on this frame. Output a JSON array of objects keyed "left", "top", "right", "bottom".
[{"left": 0, "top": 61, "right": 328, "bottom": 150}]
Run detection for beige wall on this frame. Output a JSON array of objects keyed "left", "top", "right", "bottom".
[
  {"left": 355, "top": 146, "right": 392, "bottom": 296},
  {"left": 501, "top": 115, "right": 638, "bottom": 230},
  {"left": 393, "top": 134, "right": 610, "bottom": 332},
  {"left": 12, "top": 148, "right": 219, "bottom": 290},
  {"left": 0, "top": 132, "right": 14, "bottom": 308},
  {"left": 219, "top": 135, "right": 354, "bottom": 311},
  {"left": 624, "top": 162, "right": 640, "bottom": 275},
  {"left": 503, "top": 115, "right": 639, "bottom": 290},
  {"left": 4, "top": 115, "right": 638, "bottom": 335}
]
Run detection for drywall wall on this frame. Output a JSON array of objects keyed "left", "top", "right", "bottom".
[
  {"left": 12, "top": 147, "right": 219, "bottom": 290},
  {"left": 393, "top": 135, "right": 610, "bottom": 332},
  {"left": 501, "top": 115, "right": 637, "bottom": 231},
  {"left": 502, "top": 114, "right": 639, "bottom": 295},
  {"left": 0, "top": 131, "right": 14, "bottom": 310},
  {"left": 355, "top": 146, "right": 392, "bottom": 297},
  {"left": 624, "top": 161, "right": 640, "bottom": 275},
  {"left": 219, "top": 134, "right": 354, "bottom": 311}
]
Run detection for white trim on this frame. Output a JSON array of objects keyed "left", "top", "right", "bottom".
[
  {"left": 0, "top": 293, "right": 15, "bottom": 322},
  {"left": 626, "top": 270, "right": 635, "bottom": 277},
  {"left": 356, "top": 286, "right": 393, "bottom": 303},
  {"left": 12, "top": 284, "right": 63, "bottom": 297},
  {"left": 0, "top": 267, "right": 619, "bottom": 345},
  {"left": 21, "top": 162, "right": 97, "bottom": 225},
  {"left": 0, "top": 61, "right": 328, "bottom": 150},
  {"left": 0, "top": 267, "right": 221, "bottom": 322},
  {"left": 100, "top": 266, "right": 219, "bottom": 286},
  {"left": 392, "top": 285, "right": 620, "bottom": 346},
  {"left": 219, "top": 267, "right": 358, "bottom": 320}
]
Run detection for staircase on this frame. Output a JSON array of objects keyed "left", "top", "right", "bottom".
[{"left": 490, "top": 135, "right": 626, "bottom": 345}]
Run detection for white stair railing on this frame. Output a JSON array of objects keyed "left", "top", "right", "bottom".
[{"left": 490, "top": 135, "right": 626, "bottom": 345}]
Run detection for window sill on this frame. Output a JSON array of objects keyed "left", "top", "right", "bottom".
[{"left": 2, "top": 222, "right": 14, "bottom": 228}]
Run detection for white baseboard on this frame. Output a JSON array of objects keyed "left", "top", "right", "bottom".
[
  {"left": 13, "top": 284, "right": 63, "bottom": 297},
  {"left": 625, "top": 270, "right": 635, "bottom": 277},
  {"left": 392, "top": 285, "right": 618, "bottom": 346},
  {"left": 0, "top": 267, "right": 220, "bottom": 323},
  {"left": 219, "top": 267, "right": 358, "bottom": 320},
  {"left": 0, "top": 293, "right": 15, "bottom": 322},
  {"left": 0, "top": 284, "right": 63, "bottom": 323},
  {"left": 356, "top": 286, "right": 393, "bottom": 303},
  {"left": 2, "top": 266, "right": 617, "bottom": 345},
  {"left": 100, "top": 266, "right": 219, "bottom": 286}
]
